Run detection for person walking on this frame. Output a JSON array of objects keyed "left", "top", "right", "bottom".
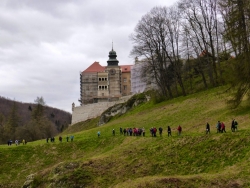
[
  {"left": 159, "top": 127, "right": 163, "bottom": 137},
  {"left": 234, "top": 120, "right": 238, "bottom": 131},
  {"left": 177, "top": 125, "right": 182, "bottom": 136},
  {"left": 153, "top": 127, "right": 157, "bottom": 137},
  {"left": 221, "top": 122, "right": 226, "bottom": 133},
  {"left": 216, "top": 121, "right": 221, "bottom": 133},
  {"left": 97, "top": 131, "right": 101, "bottom": 137},
  {"left": 142, "top": 127, "right": 145, "bottom": 137},
  {"left": 231, "top": 119, "right": 235, "bottom": 132},
  {"left": 167, "top": 126, "right": 172, "bottom": 137},
  {"left": 150, "top": 128, "right": 153, "bottom": 137},
  {"left": 206, "top": 123, "right": 210, "bottom": 134},
  {"left": 123, "top": 128, "right": 126, "bottom": 136}
]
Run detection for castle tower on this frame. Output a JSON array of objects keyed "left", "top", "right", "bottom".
[
  {"left": 107, "top": 43, "right": 119, "bottom": 66},
  {"left": 106, "top": 44, "right": 121, "bottom": 99}
]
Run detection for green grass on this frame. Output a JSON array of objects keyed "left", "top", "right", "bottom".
[{"left": 1, "top": 86, "right": 250, "bottom": 187}]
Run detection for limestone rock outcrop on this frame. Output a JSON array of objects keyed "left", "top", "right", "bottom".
[{"left": 98, "top": 93, "right": 148, "bottom": 125}]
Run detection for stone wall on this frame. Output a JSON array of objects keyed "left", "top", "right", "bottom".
[{"left": 71, "top": 95, "right": 132, "bottom": 125}]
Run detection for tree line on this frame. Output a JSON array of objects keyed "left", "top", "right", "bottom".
[
  {"left": 0, "top": 96, "right": 72, "bottom": 144},
  {"left": 130, "top": 0, "right": 250, "bottom": 107}
]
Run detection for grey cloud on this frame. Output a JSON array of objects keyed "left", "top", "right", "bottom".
[{"left": 0, "top": 0, "right": 177, "bottom": 112}]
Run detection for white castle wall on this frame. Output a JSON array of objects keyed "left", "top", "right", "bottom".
[{"left": 71, "top": 95, "right": 132, "bottom": 125}]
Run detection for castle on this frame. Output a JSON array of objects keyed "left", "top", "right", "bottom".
[
  {"left": 71, "top": 46, "right": 157, "bottom": 124},
  {"left": 79, "top": 46, "right": 132, "bottom": 105}
]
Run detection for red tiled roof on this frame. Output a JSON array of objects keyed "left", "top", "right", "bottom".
[
  {"left": 120, "top": 65, "right": 132, "bottom": 73},
  {"left": 83, "top": 62, "right": 105, "bottom": 73},
  {"left": 199, "top": 50, "right": 212, "bottom": 57}
]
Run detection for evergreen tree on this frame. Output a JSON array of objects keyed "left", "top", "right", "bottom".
[
  {"left": 24, "top": 97, "right": 57, "bottom": 141},
  {"left": 3, "top": 102, "right": 20, "bottom": 141},
  {"left": 0, "top": 113, "right": 5, "bottom": 143}
]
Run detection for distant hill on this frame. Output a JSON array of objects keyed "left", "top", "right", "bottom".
[{"left": 0, "top": 96, "right": 72, "bottom": 133}]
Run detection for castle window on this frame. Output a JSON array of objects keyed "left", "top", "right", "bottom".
[
  {"left": 123, "top": 78, "right": 127, "bottom": 83},
  {"left": 99, "top": 86, "right": 101, "bottom": 90},
  {"left": 99, "top": 78, "right": 101, "bottom": 81},
  {"left": 105, "top": 78, "right": 107, "bottom": 81},
  {"left": 124, "top": 85, "right": 127, "bottom": 90}
]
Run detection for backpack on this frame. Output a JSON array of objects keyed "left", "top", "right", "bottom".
[{"left": 235, "top": 121, "right": 238, "bottom": 125}]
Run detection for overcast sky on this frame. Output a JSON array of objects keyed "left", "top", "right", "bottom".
[{"left": 0, "top": 0, "right": 177, "bottom": 113}]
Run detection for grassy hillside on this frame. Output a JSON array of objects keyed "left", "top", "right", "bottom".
[{"left": 1, "top": 86, "right": 250, "bottom": 188}]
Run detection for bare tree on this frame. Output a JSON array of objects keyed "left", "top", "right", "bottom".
[
  {"left": 130, "top": 6, "right": 186, "bottom": 98},
  {"left": 179, "top": 0, "right": 222, "bottom": 86}
]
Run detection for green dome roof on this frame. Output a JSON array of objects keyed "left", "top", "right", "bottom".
[
  {"left": 107, "top": 46, "right": 119, "bottom": 66},
  {"left": 109, "top": 50, "right": 116, "bottom": 55}
]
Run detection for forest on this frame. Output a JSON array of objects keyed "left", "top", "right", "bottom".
[
  {"left": 130, "top": 0, "right": 250, "bottom": 107},
  {"left": 0, "top": 96, "right": 71, "bottom": 144}
]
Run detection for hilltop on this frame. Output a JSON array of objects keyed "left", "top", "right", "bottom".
[{"left": 0, "top": 86, "right": 250, "bottom": 188}]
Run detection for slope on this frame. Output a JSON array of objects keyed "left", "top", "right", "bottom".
[{"left": 0, "top": 86, "right": 250, "bottom": 188}]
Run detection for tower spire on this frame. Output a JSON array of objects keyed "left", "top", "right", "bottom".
[{"left": 107, "top": 41, "right": 119, "bottom": 66}]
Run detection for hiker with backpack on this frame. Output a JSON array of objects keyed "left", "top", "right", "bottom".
[
  {"left": 153, "top": 127, "right": 157, "bottom": 137},
  {"left": 234, "top": 120, "right": 238, "bottom": 131},
  {"left": 216, "top": 121, "right": 221, "bottom": 133},
  {"left": 231, "top": 119, "right": 236, "bottom": 132},
  {"left": 221, "top": 122, "right": 226, "bottom": 133}
]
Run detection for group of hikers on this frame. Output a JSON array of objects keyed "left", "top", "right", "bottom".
[
  {"left": 7, "top": 139, "right": 27, "bottom": 146},
  {"left": 46, "top": 135, "right": 74, "bottom": 143},
  {"left": 97, "top": 125, "right": 182, "bottom": 137},
  {"left": 205, "top": 119, "right": 238, "bottom": 134},
  {"left": 119, "top": 127, "right": 146, "bottom": 136},
  {"left": 149, "top": 126, "right": 179, "bottom": 137},
  {"left": 97, "top": 119, "right": 238, "bottom": 138},
  {"left": 7, "top": 119, "right": 239, "bottom": 146},
  {"left": 7, "top": 135, "right": 75, "bottom": 146}
]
